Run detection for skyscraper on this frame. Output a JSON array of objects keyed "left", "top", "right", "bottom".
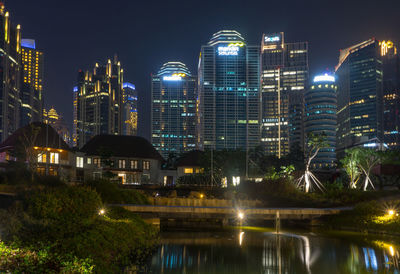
[
  {"left": 20, "top": 39, "right": 43, "bottom": 126},
  {"left": 305, "top": 74, "right": 337, "bottom": 169},
  {"left": 198, "top": 30, "right": 260, "bottom": 151},
  {"left": 380, "top": 40, "right": 400, "bottom": 149},
  {"left": 335, "top": 39, "right": 383, "bottom": 154},
  {"left": 261, "top": 32, "right": 308, "bottom": 157},
  {"left": 123, "top": 82, "right": 138, "bottom": 136},
  {"left": 74, "top": 56, "right": 124, "bottom": 147},
  {"left": 43, "top": 107, "right": 71, "bottom": 145},
  {"left": 151, "top": 62, "right": 196, "bottom": 158},
  {"left": 0, "top": 4, "right": 21, "bottom": 142}
]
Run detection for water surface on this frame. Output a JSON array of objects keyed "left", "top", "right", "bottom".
[{"left": 147, "top": 229, "right": 400, "bottom": 273}]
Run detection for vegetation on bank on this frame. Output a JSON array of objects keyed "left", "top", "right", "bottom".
[
  {"left": 324, "top": 200, "right": 400, "bottom": 235},
  {"left": 0, "top": 175, "right": 158, "bottom": 273}
]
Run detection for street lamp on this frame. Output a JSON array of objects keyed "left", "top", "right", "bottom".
[{"left": 99, "top": 209, "right": 106, "bottom": 216}]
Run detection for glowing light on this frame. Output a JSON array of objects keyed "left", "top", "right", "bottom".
[
  {"left": 239, "top": 231, "right": 244, "bottom": 246},
  {"left": 238, "top": 211, "right": 244, "bottom": 220},
  {"left": 99, "top": 209, "right": 105, "bottom": 216},
  {"left": 21, "top": 39, "right": 36, "bottom": 49},
  {"left": 200, "top": 194, "right": 204, "bottom": 199},
  {"left": 389, "top": 245, "right": 395, "bottom": 257},
  {"left": 123, "top": 82, "right": 136, "bottom": 90},
  {"left": 313, "top": 74, "right": 335, "bottom": 83},
  {"left": 388, "top": 210, "right": 395, "bottom": 216},
  {"left": 218, "top": 43, "right": 243, "bottom": 56},
  {"left": 264, "top": 35, "right": 280, "bottom": 43},
  {"left": 163, "top": 75, "right": 182, "bottom": 81}
]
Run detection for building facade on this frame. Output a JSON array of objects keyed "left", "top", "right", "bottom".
[
  {"left": 198, "top": 30, "right": 260, "bottom": 151},
  {"left": 0, "top": 4, "right": 21, "bottom": 142},
  {"left": 122, "top": 82, "right": 138, "bottom": 136},
  {"left": 261, "top": 32, "right": 308, "bottom": 157},
  {"left": 20, "top": 39, "right": 43, "bottom": 126},
  {"left": 43, "top": 107, "right": 71, "bottom": 145},
  {"left": 335, "top": 39, "right": 383, "bottom": 154},
  {"left": 74, "top": 56, "right": 124, "bottom": 147},
  {"left": 381, "top": 40, "right": 400, "bottom": 149},
  {"left": 151, "top": 62, "right": 197, "bottom": 158},
  {"left": 305, "top": 74, "right": 337, "bottom": 169}
]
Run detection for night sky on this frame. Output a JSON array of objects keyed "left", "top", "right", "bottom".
[{"left": 6, "top": 0, "right": 400, "bottom": 141}]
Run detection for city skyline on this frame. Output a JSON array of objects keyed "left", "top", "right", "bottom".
[{"left": 6, "top": 0, "right": 400, "bottom": 141}]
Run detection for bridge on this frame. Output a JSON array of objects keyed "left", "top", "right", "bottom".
[{"left": 115, "top": 204, "right": 351, "bottom": 220}]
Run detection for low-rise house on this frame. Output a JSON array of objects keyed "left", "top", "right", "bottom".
[
  {"left": 0, "top": 122, "right": 75, "bottom": 180},
  {"left": 79, "top": 135, "right": 164, "bottom": 184},
  {"left": 176, "top": 150, "right": 204, "bottom": 178}
]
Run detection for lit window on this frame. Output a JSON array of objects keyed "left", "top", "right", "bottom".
[
  {"left": 38, "top": 152, "right": 46, "bottom": 163},
  {"left": 118, "top": 159, "right": 126, "bottom": 169},
  {"left": 93, "top": 158, "right": 100, "bottom": 168},
  {"left": 76, "top": 157, "right": 84, "bottom": 168},
  {"left": 50, "top": 152, "right": 59, "bottom": 164},
  {"left": 143, "top": 161, "right": 150, "bottom": 170},
  {"left": 130, "top": 160, "right": 138, "bottom": 169},
  {"left": 87, "top": 157, "right": 92, "bottom": 164},
  {"left": 184, "top": 168, "right": 193, "bottom": 174}
]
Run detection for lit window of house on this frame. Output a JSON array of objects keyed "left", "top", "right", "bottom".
[
  {"left": 130, "top": 160, "right": 138, "bottom": 169},
  {"left": 50, "top": 152, "right": 59, "bottom": 164},
  {"left": 118, "top": 159, "right": 126, "bottom": 169},
  {"left": 76, "top": 157, "right": 84, "bottom": 168},
  {"left": 87, "top": 157, "right": 92, "bottom": 164},
  {"left": 143, "top": 160, "right": 150, "bottom": 170},
  {"left": 184, "top": 168, "right": 193, "bottom": 174},
  {"left": 93, "top": 158, "right": 100, "bottom": 168},
  {"left": 38, "top": 152, "right": 47, "bottom": 163}
]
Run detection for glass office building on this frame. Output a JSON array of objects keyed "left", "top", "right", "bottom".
[
  {"left": 305, "top": 74, "right": 337, "bottom": 169},
  {"left": 198, "top": 30, "right": 260, "bottom": 151},
  {"left": 335, "top": 39, "right": 383, "bottom": 154},
  {"left": 261, "top": 32, "right": 308, "bottom": 157},
  {"left": 381, "top": 40, "right": 400, "bottom": 149},
  {"left": 151, "top": 62, "right": 197, "bottom": 158}
]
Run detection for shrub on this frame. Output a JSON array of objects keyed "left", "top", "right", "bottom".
[{"left": 85, "top": 179, "right": 149, "bottom": 204}]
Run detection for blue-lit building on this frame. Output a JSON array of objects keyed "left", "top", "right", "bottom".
[
  {"left": 151, "top": 62, "right": 197, "bottom": 158},
  {"left": 122, "top": 82, "right": 138, "bottom": 136},
  {"left": 198, "top": 30, "right": 260, "bottom": 151},
  {"left": 305, "top": 74, "right": 337, "bottom": 169},
  {"left": 335, "top": 39, "right": 383, "bottom": 155}
]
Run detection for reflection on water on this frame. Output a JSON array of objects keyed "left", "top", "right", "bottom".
[{"left": 147, "top": 230, "right": 400, "bottom": 273}]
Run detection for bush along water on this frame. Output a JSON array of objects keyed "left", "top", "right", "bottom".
[{"left": 0, "top": 180, "right": 158, "bottom": 273}]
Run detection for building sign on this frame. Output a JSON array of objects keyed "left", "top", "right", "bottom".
[
  {"left": 218, "top": 42, "right": 245, "bottom": 56},
  {"left": 313, "top": 74, "right": 335, "bottom": 83},
  {"left": 264, "top": 35, "right": 280, "bottom": 43},
  {"left": 163, "top": 73, "right": 186, "bottom": 81}
]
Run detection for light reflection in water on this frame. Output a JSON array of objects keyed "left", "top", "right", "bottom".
[{"left": 148, "top": 231, "right": 400, "bottom": 273}]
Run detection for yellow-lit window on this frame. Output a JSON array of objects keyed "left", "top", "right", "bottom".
[
  {"left": 50, "top": 152, "right": 59, "bottom": 164},
  {"left": 118, "top": 159, "right": 126, "bottom": 169},
  {"left": 184, "top": 168, "right": 193, "bottom": 174},
  {"left": 130, "top": 160, "right": 138, "bottom": 169},
  {"left": 143, "top": 161, "right": 150, "bottom": 170},
  {"left": 38, "top": 152, "right": 46, "bottom": 163}
]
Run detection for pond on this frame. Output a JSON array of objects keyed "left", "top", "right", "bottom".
[{"left": 145, "top": 229, "right": 400, "bottom": 273}]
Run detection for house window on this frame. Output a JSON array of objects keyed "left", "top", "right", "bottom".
[
  {"left": 143, "top": 160, "right": 150, "bottom": 170},
  {"left": 130, "top": 160, "right": 138, "bottom": 169},
  {"left": 93, "top": 158, "right": 100, "bottom": 168},
  {"left": 184, "top": 168, "right": 193, "bottom": 174},
  {"left": 38, "top": 152, "right": 47, "bottom": 163},
  {"left": 76, "top": 157, "right": 84, "bottom": 168},
  {"left": 87, "top": 157, "right": 92, "bottom": 164},
  {"left": 50, "top": 152, "right": 59, "bottom": 164},
  {"left": 118, "top": 159, "right": 126, "bottom": 169}
]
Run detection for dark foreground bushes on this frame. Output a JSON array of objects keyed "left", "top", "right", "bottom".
[{"left": 0, "top": 185, "right": 158, "bottom": 273}]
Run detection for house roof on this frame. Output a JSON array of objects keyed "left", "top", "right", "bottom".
[
  {"left": 176, "top": 150, "right": 204, "bottom": 167},
  {"left": 80, "top": 135, "right": 164, "bottom": 161},
  {"left": 0, "top": 122, "right": 70, "bottom": 152}
]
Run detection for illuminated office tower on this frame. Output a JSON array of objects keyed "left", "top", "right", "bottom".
[
  {"left": 20, "top": 39, "right": 43, "bottom": 126},
  {"left": 335, "top": 39, "right": 383, "bottom": 154},
  {"left": 261, "top": 32, "right": 308, "bottom": 157},
  {"left": 380, "top": 40, "right": 400, "bottom": 149},
  {"left": 151, "top": 62, "right": 196, "bottom": 158},
  {"left": 75, "top": 56, "right": 124, "bottom": 147},
  {"left": 198, "top": 30, "right": 260, "bottom": 151},
  {"left": 305, "top": 74, "right": 337, "bottom": 169},
  {"left": 0, "top": 4, "right": 22, "bottom": 141},
  {"left": 123, "top": 82, "right": 138, "bottom": 136},
  {"left": 43, "top": 107, "right": 71, "bottom": 145}
]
